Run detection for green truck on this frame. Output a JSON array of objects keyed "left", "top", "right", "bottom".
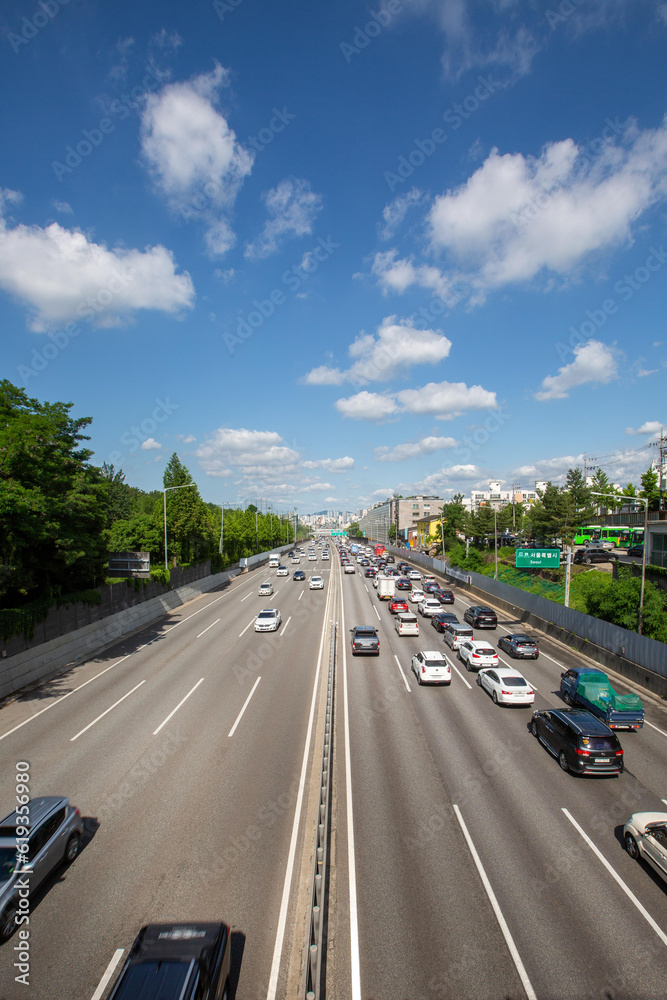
[{"left": 560, "top": 667, "right": 644, "bottom": 731}]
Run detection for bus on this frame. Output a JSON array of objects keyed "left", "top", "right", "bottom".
[
  {"left": 573, "top": 525, "right": 599, "bottom": 545},
  {"left": 599, "top": 526, "right": 631, "bottom": 548}
]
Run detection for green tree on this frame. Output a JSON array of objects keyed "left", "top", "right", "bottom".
[
  {"left": 589, "top": 468, "right": 617, "bottom": 509},
  {"left": 527, "top": 483, "right": 566, "bottom": 543},
  {"left": 640, "top": 467, "right": 661, "bottom": 511},
  {"left": 101, "top": 463, "right": 134, "bottom": 528},
  {"left": 0, "top": 380, "right": 109, "bottom": 604},
  {"left": 562, "top": 467, "right": 595, "bottom": 544},
  {"left": 162, "top": 454, "right": 212, "bottom": 565}
]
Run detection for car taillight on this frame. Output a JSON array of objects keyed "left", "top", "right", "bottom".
[
  {"left": 472, "top": 653, "right": 480, "bottom": 658},
  {"left": 575, "top": 748, "right": 590, "bottom": 756},
  {"left": 422, "top": 666, "right": 426, "bottom": 673},
  {"left": 615, "top": 749, "right": 624, "bottom": 756},
  {"left": 501, "top": 690, "right": 512, "bottom": 696}
]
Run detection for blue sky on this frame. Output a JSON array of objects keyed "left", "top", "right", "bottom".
[{"left": 1, "top": 0, "right": 666, "bottom": 513}]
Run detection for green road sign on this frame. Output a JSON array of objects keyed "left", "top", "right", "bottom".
[{"left": 516, "top": 548, "right": 561, "bottom": 568}]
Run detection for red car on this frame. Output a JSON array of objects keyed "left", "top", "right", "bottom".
[{"left": 389, "top": 598, "right": 409, "bottom": 614}]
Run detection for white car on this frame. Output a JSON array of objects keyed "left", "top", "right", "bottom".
[
  {"left": 408, "top": 589, "right": 425, "bottom": 604},
  {"left": 258, "top": 582, "right": 273, "bottom": 596},
  {"left": 309, "top": 576, "right": 324, "bottom": 590},
  {"left": 418, "top": 599, "right": 442, "bottom": 617},
  {"left": 407, "top": 569, "right": 421, "bottom": 580},
  {"left": 276, "top": 565, "right": 289, "bottom": 576},
  {"left": 309, "top": 554, "right": 317, "bottom": 561},
  {"left": 477, "top": 667, "right": 535, "bottom": 706},
  {"left": 443, "top": 624, "right": 474, "bottom": 650},
  {"left": 411, "top": 650, "right": 451, "bottom": 686},
  {"left": 344, "top": 564, "right": 355, "bottom": 574},
  {"left": 458, "top": 640, "right": 499, "bottom": 671},
  {"left": 254, "top": 608, "right": 282, "bottom": 632},
  {"left": 623, "top": 813, "right": 667, "bottom": 884},
  {"left": 291, "top": 556, "right": 300, "bottom": 564},
  {"left": 322, "top": 551, "right": 329, "bottom": 560}
]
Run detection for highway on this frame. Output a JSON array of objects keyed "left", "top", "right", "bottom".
[{"left": 0, "top": 542, "right": 665, "bottom": 999}]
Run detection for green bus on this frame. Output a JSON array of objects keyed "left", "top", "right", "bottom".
[
  {"left": 599, "top": 526, "right": 631, "bottom": 548},
  {"left": 573, "top": 525, "right": 599, "bottom": 545}
]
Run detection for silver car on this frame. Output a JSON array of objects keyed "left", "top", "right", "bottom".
[{"left": 1, "top": 796, "right": 83, "bottom": 941}]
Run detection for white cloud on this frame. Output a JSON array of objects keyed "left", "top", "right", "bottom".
[
  {"left": 336, "top": 378, "right": 496, "bottom": 421},
  {"left": 195, "top": 427, "right": 300, "bottom": 477},
  {"left": 658, "top": 4, "right": 667, "bottom": 26},
  {"left": 140, "top": 63, "right": 254, "bottom": 255},
  {"left": 375, "top": 435, "right": 458, "bottom": 462},
  {"left": 52, "top": 200, "right": 72, "bottom": 214},
  {"left": 535, "top": 340, "right": 619, "bottom": 401},
  {"left": 245, "top": 178, "right": 322, "bottom": 260},
  {"left": 150, "top": 28, "right": 183, "bottom": 52},
  {"left": 177, "top": 433, "right": 197, "bottom": 443},
  {"left": 369, "top": 250, "right": 460, "bottom": 305},
  {"left": 141, "top": 437, "right": 161, "bottom": 450},
  {"left": 303, "top": 317, "right": 452, "bottom": 386},
  {"left": 0, "top": 204, "right": 194, "bottom": 331},
  {"left": 303, "top": 457, "right": 355, "bottom": 472},
  {"left": 625, "top": 421, "right": 664, "bottom": 437},
  {"left": 380, "top": 188, "right": 423, "bottom": 240},
  {"left": 426, "top": 120, "right": 667, "bottom": 299}
]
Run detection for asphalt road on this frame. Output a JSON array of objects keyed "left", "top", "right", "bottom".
[
  {"left": 329, "top": 553, "right": 667, "bottom": 1000},
  {"left": 0, "top": 555, "right": 334, "bottom": 1000}
]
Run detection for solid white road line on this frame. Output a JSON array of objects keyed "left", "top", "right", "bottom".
[
  {"left": 196, "top": 618, "right": 220, "bottom": 638},
  {"left": 645, "top": 720, "right": 667, "bottom": 739},
  {"left": 70, "top": 680, "right": 146, "bottom": 742},
  {"left": 662, "top": 799, "right": 667, "bottom": 807},
  {"left": 239, "top": 617, "right": 256, "bottom": 637},
  {"left": 454, "top": 805, "right": 537, "bottom": 1000},
  {"left": 562, "top": 808, "right": 667, "bottom": 947},
  {"left": 449, "top": 657, "right": 472, "bottom": 689},
  {"left": 90, "top": 948, "right": 125, "bottom": 1000},
  {"left": 280, "top": 615, "right": 292, "bottom": 636},
  {"left": 153, "top": 678, "right": 204, "bottom": 735},
  {"left": 341, "top": 578, "right": 362, "bottom": 1000},
  {"left": 240, "top": 592, "right": 253, "bottom": 602},
  {"left": 393, "top": 655, "right": 411, "bottom": 693},
  {"left": 266, "top": 558, "right": 332, "bottom": 1000},
  {"left": 162, "top": 590, "right": 230, "bottom": 633},
  {"left": 228, "top": 676, "right": 261, "bottom": 738},
  {"left": 373, "top": 604, "right": 381, "bottom": 621},
  {"left": 298, "top": 589, "right": 304, "bottom": 600},
  {"left": 537, "top": 649, "right": 566, "bottom": 671}
]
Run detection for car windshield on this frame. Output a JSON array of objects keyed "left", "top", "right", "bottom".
[
  {"left": 502, "top": 677, "right": 528, "bottom": 686},
  {"left": 0, "top": 846, "right": 17, "bottom": 882},
  {"left": 257, "top": 612, "right": 275, "bottom": 620}
]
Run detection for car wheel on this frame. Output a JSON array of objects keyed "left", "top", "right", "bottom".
[
  {"left": 465, "top": 660, "right": 471, "bottom": 672},
  {"left": 558, "top": 751, "right": 569, "bottom": 772},
  {"left": 624, "top": 833, "right": 639, "bottom": 860},
  {"left": 0, "top": 903, "right": 18, "bottom": 942},
  {"left": 531, "top": 720, "right": 539, "bottom": 738},
  {"left": 221, "top": 981, "right": 230, "bottom": 1000},
  {"left": 417, "top": 672, "right": 422, "bottom": 685},
  {"left": 584, "top": 557, "right": 592, "bottom": 564},
  {"left": 475, "top": 675, "right": 481, "bottom": 686},
  {"left": 492, "top": 691, "right": 498, "bottom": 704},
  {"left": 65, "top": 833, "right": 81, "bottom": 864},
  {"left": 563, "top": 691, "right": 572, "bottom": 706}
]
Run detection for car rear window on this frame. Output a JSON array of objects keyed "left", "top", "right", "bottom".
[
  {"left": 477, "top": 647, "right": 495, "bottom": 655},
  {"left": 581, "top": 737, "right": 616, "bottom": 751},
  {"left": 111, "top": 961, "right": 192, "bottom": 998},
  {"left": 424, "top": 658, "right": 446, "bottom": 667},
  {"left": 356, "top": 628, "right": 376, "bottom": 636},
  {"left": 502, "top": 677, "right": 528, "bottom": 686}
]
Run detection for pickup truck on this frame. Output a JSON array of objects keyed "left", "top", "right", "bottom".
[
  {"left": 560, "top": 667, "right": 644, "bottom": 731},
  {"left": 350, "top": 625, "right": 380, "bottom": 655}
]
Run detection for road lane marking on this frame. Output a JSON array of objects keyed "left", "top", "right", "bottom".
[
  {"left": 497, "top": 656, "right": 539, "bottom": 690},
  {"left": 228, "top": 676, "right": 261, "bottom": 738},
  {"left": 393, "top": 655, "right": 411, "bottom": 693},
  {"left": 454, "top": 805, "right": 537, "bottom": 1000},
  {"left": 239, "top": 617, "right": 256, "bottom": 637},
  {"left": 153, "top": 678, "right": 204, "bottom": 735},
  {"left": 280, "top": 615, "right": 292, "bottom": 636},
  {"left": 298, "top": 589, "right": 304, "bottom": 600},
  {"left": 196, "top": 618, "right": 220, "bottom": 638},
  {"left": 662, "top": 799, "right": 667, "bottom": 807},
  {"left": 373, "top": 604, "right": 381, "bottom": 621},
  {"left": 341, "top": 578, "right": 362, "bottom": 1000},
  {"left": 266, "top": 553, "right": 333, "bottom": 1000},
  {"left": 645, "top": 720, "right": 667, "bottom": 739},
  {"left": 70, "top": 680, "right": 146, "bottom": 741},
  {"left": 450, "top": 658, "right": 472, "bottom": 689},
  {"left": 240, "top": 592, "right": 253, "bottom": 602},
  {"left": 536, "top": 649, "right": 566, "bottom": 671},
  {"left": 90, "top": 948, "right": 125, "bottom": 1000},
  {"left": 162, "top": 590, "right": 231, "bottom": 633},
  {"left": 562, "top": 808, "right": 667, "bottom": 947}
]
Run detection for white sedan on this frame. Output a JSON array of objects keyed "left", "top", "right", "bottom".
[
  {"left": 476, "top": 666, "right": 535, "bottom": 706},
  {"left": 258, "top": 582, "right": 273, "bottom": 596},
  {"left": 344, "top": 564, "right": 355, "bottom": 574},
  {"left": 418, "top": 599, "right": 442, "bottom": 617},
  {"left": 309, "top": 576, "right": 324, "bottom": 590},
  {"left": 408, "top": 589, "right": 425, "bottom": 604},
  {"left": 291, "top": 556, "right": 300, "bottom": 564},
  {"left": 623, "top": 813, "right": 667, "bottom": 884},
  {"left": 407, "top": 569, "right": 421, "bottom": 580},
  {"left": 411, "top": 650, "right": 451, "bottom": 686},
  {"left": 254, "top": 608, "right": 282, "bottom": 632},
  {"left": 458, "top": 640, "right": 499, "bottom": 671},
  {"left": 276, "top": 565, "right": 289, "bottom": 576}
]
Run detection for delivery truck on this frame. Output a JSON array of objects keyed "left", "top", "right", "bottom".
[
  {"left": 377, "top": 576, "right": 396, "bottom": 600},
  {"left": 560, "top": 667, "right": 644, "bottom": 730}
]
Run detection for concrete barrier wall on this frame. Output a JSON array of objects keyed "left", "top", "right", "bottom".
[
  {"left": 240, "top": 543, "right": 293, "bottom": 571},
  {"left": 0, "top": 568, "right": 242, "bottom": 703}
]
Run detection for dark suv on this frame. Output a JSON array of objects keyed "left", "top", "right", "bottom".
[
  {"left": 463, "top": 606, "right": 498, "bottom": 629},
  {"left": 351, "top": 625, "right": 380, "bottom": 655},
  {"left": 530, "top": 709, "right": 624, "bottom": 775},
  {"left": 573, "top": 548, "right": 615, "bottom": 564},
  {"left": 108, "top": 923, "right": 231, "bottom": 1000}
]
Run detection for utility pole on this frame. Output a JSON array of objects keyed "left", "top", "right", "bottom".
[
  {"left": 494, "top": 507, "right": 498, "bottom": 580},
  {"left": 512, "top": 481, "right": 517, "bottom": 530}
]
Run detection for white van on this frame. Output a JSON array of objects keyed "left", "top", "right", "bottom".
[
  {"left": 395, "top": 612, "right": 419, "bottom": 636},
  {"left": 268, "top": 553, "right": 280, "bottom": 568}
]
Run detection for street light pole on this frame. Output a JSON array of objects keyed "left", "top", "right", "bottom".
[
  {"left": 494, "top": 507, "right": 498, "bottom": 580},
  {"left": 163, "top": 483, "right": 196, "bottom": 574},
  {"left": 593, "top": 491, "right": 649, "bottom": 634}
]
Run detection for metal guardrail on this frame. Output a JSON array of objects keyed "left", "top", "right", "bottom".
[{"left": 304, "top": 617, "right": 336, "bottom": 999}]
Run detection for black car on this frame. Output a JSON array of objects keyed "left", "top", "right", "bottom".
[
  {"left": 433, "top": 589, "right": 455, "bottom": 605},
  {"left": 431, "top": 612, "right": 459, "bottom": 632},
  {"left": 108, "top": 922, "right": 231, "bottom": 1000},
  {"left": 364, "top": 567, "right": 376, "bottom": 578},
  {"left": 530, "top": 709, "right": 624, "bottom": 775},
  {"left": 396, "top": 577, "right": 412, "bottom": 590},
  {"left": 573, "top": 548, "right": 614, "bottom": 564},
  {"left": 497, "top": 634, "right": 539, "bottom": 659},
  {"left": 350, "top": 625, "right": 380, "bottom": 655},
  {"left": 626, "top": 545, "right": 643, "bottom": 558},
  {"left": 463, "top": 605, "right": 498, "bottom": 629},
  {"left": 293, "top": 570, "right": 306, "bottom": 581}
]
